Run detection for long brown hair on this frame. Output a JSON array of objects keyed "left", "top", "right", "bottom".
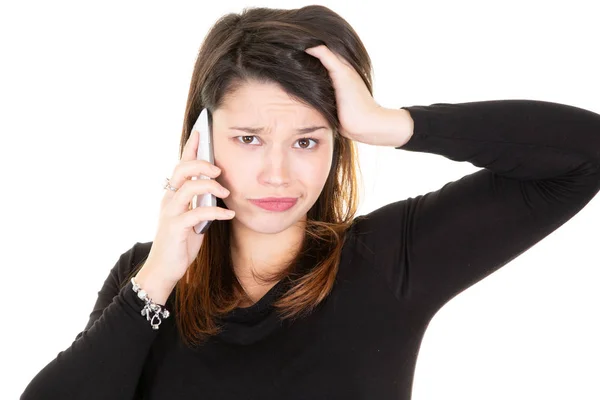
[{"left": 124, "top": 5, "right": 373, "bottom": 348}]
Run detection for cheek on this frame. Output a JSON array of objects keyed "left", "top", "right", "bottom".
[
  {"left": 215, "top": 171, "right": 237, "bottom": 192},
  {"left": 214, "top": 165, "right": 253, "bottom": 197},
  {"left": 212, "top": 145, "right": 242, "bottom": 187},
  {"left": 300, "top": 158, "right": 331, "bottom": 187}
]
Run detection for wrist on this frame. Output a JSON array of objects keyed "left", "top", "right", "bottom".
[
  {"left": 377, "top": 107, "right": 414, "bottom": 147},
  {"left": 134, "top": 266, "right": 176, "bottom": 305}
]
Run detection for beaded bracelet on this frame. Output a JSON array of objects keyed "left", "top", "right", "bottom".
[{"left": 131, "top": 277, "right": 170, "bottom": 330}]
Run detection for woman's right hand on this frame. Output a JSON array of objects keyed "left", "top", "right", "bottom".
[{"left": 135, "top": 128, "right": 235, "bottom": 298}]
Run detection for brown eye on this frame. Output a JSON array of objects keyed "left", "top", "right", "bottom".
[
  {"left": 235, "top": 135, "right": 259, "bottom": 145},
  {"left": 294, "top": 137, "right": 319, "bottom": 150},
  {"left": 297, "top": 138, "right": 310, "bottom": 148}
]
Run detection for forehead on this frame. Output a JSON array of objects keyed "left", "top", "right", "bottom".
[{"left": 217, "top": 81, "right": 326, "bottom": 122}]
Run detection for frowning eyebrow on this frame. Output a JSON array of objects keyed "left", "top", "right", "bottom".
[{"left": 228, "top": 126, "right": 328, "bottom": 135}]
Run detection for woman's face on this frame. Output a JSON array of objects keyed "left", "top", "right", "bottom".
[{"left": 211, "top": 80, "right": 334, "bottom": 234}]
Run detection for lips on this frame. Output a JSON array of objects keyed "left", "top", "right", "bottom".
[{"left": 249, "top": 197, "right": 298, "bottom": 212}]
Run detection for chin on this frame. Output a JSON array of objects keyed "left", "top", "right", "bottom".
[{"left": 236, "top": 208, "right": 305, "bottom": 232}]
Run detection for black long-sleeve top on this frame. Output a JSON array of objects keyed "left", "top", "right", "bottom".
[{"left": 21, "top": 99, "right": 600, "bottom": 400}]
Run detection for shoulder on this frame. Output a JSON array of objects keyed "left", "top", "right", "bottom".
[{"left": 346, "top": 198, "right": 414, "bottom": 264}]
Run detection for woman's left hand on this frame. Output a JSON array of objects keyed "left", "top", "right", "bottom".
[{"left": 305, "top": 45, "right": 412, "bottom": 147}]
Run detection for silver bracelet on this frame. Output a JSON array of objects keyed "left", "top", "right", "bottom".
[{"left": 131, "top": 277, "right": 170, "bottom": 330}]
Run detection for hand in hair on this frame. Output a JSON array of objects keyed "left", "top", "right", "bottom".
[{"left": 305, "top": 45, "right": 413, "bottom": 147}]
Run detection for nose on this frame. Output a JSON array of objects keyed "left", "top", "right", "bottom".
[{"left": 260, "top": 147, "right": 291, "bottom": 185}]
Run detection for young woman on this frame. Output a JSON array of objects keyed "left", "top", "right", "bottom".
[{"left": 21, "top": 5, "right": 600, "bottom": 400}]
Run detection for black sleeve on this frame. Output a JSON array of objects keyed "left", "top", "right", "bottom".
[
  {"left": 20, "top": 242, "right": 159, "bottom": 400},
  {"left": 351, "top": 99, "right": 600, "bottom": 317}
]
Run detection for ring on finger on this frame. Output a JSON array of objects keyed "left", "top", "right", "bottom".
[{"left": 163, "top": 177, "right": 179, "bottom": 192}]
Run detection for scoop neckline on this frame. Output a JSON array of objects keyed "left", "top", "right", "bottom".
[
  {"left": 222, "top": 248, "right": 316, "bottom": 322},
  {"left": 235, "top": 280, "right": 284, "bottom": 310},
  {"left": 221, "top": 276, "right": 291, "bottom": 323}
]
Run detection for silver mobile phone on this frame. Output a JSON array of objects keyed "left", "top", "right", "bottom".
[{"left": 190, "top": 108, "right": 216, "bottom": 234}]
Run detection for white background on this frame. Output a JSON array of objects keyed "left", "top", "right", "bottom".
[{"left": 2, "top": 1, "right": 599, "bottom": 399}]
